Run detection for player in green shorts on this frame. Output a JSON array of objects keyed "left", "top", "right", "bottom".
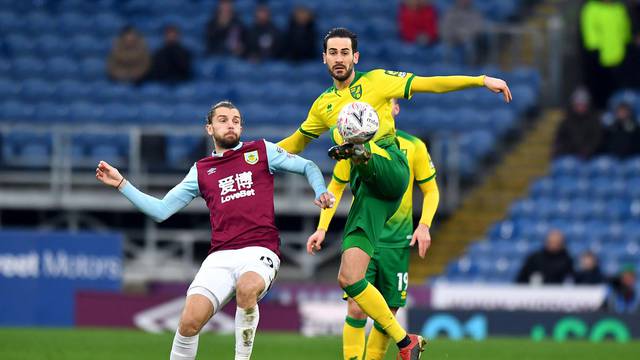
[
  {"left": 277, "top": 27, "right": 511, "bottom": 359},
  {"left": 308, "top": 100, "right": 439, "bottom": 359}
]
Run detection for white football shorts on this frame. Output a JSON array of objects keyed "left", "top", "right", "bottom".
[{"left": 186, "top": 246, "right": 280, "bottom": 312}]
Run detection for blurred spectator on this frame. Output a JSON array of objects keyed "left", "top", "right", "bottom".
[
  {"left": 580, "top": 0, "right": 632, "bottom": 109},
  {"left": 284, "top": 6, "right": 317, "bottom": 62},
  {"left": 622, "top": 0, "right": 640, "bottom": 89},
  {"left": 440, "top": 0, "right": 485, "bottom": 65},
  {"left": 205, "top": 0, "right": 246, "bottom": 56},
  {"left": 398, "top": 0, "right": 438, "bottom": 45},
  {"left": 552, "top": 87, "right": 603, "bottom": 159},
  {"left": 151, "top": 26, "right": 192, "bottom": 83},
  {"left": 602, "top": 265, "right": 639, "bottom": 313},
  {"left": 107, "top": 26, "right": 151, "bottom": 84},
  {"left": 516, "top": 229, "right": 574, "bottom": 284},
  {"left": 574, "top": 251, "right": 605, "bottom": 284},
  {"left": 601, "top": 102, "right": 640, "bottom": 158},
  {"left": 246, "top": 3, "right": 282, "bottom": 61}
]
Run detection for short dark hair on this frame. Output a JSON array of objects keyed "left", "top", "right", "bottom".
[
  {"left": 323, "top": 27, "right": 358, "bottom": 53},
  {"left": 207, "top": 100, "right": 242, "bottom": 124}
]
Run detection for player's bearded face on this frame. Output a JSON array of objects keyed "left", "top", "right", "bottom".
[
  {"left": 324, "top": 38, "right": 358, "bottom": 82},
  {"left": 329, "top": 60, "right": 354, "bottom": 82},
  {"left": 208, "top": 108, "right": 242, "bottom": 150}
]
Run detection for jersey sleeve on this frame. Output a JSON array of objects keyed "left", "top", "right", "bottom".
[
  {"left": 332, "top": 159, "right": 351, "bottom": 184},
  {"left": 119, "top": 164, "right": 200, "bottom": 222},
  {"left": 264, "top": 141, "right": 327, "bottom": 198},
  {"left": 413, "top": 139, "right": 436, "bottom": 184},
  {"left": 368, "top": 69, "right": 416, "bottom": 100},
  {"left": 299, "top": 98, "right": 329, "bottom": 139}
]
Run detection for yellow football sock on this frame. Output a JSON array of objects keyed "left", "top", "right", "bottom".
[
  {"left": 345, "top": 280, "right": 407, "bottom": 343},
  {"left": 343, "top": 317, "right": 366, "bottom": 360},
  {"left": 365, "top": 323, "right": 391, "bottom": 360}
]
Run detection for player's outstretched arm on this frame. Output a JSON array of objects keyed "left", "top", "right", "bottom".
[
  {"left": 277, "top": 130, "right": 313, "bottom": 154},
  {"left": 96, "top": 160, "right": 198, "bottom": 222},
  {"left": 411, "top": 180, "right": 440, "bottom": 258},
  {"left": 265, "top": 141, "right": 333, "bottom": 208},
  {"left": 410, "top": 75, "right": 512, "bottom": 103}
]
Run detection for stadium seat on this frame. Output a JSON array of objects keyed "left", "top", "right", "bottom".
[{"left": 47, "top": 57, "right": 79, "bottom": 80}]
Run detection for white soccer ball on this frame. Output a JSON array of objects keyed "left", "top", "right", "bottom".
[{"left": 336, "top": 102, "right": 380, "bottom": 144}]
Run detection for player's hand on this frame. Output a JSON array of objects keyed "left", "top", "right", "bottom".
[
  {"left": 307, "top": 229, "right": 326, "bottom": 255},
  {"left": 483, "top": 76, "right": 512, "bottom": 103},
  {"left": 410, "top": 223, "right": 432, "bottom": 259},
  {"left": 96, "top": 161, "right": 125, "bottom": 189},
  {"left": 314, "top": 192, "right": 336, "bottom": 209}
]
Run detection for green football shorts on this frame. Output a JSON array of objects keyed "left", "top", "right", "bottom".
[{"left": 342, "top": 137, "right": 409, "bottom": 256}]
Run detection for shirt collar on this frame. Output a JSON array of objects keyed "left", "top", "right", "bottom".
[{"left": 212, "top": 141, "right": 243, "bottom": 157}]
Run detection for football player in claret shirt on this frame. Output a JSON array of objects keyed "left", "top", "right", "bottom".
[
  {"left": 277, "top": 27, "right": 511, "bottom": 359},
  {"left": 96, "top": 101, "right": 334, "bottom": 360}
]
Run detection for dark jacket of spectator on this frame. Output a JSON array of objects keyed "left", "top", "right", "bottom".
[
  {"left": 440, "top": 0, "right": 484, "bottom": 45},
  {"left": 602, "top": 266, "right": 639, "bottom": 313},
  {"left": 553, "top": 88, "right": 603, "bottom": 159},
  {"left": 246, "top": 5, "right": 282, "bottom": 61},
  {"left": 152, "top": 26, "right": 192, "bottom": 83},
  {"left": 107, "top": 26, "right": 151, "bottom": 83},
  {"left": 516, "top": 230, "right": 574, "bottom": 284},
  {"left": 574, "top": 251, "right": 605, "bottom": 284},
  {"left": 284, "top": 6, "right": 317, "bottom": 62},
  {"left": 398, "top": 0, "right": 438, "bottom": 44},
  {"left": 205, "top": 0, "right": 246, "bottom": 56},
  {"left": 601, "top": 102, "right": 640, "bottom": 158}
]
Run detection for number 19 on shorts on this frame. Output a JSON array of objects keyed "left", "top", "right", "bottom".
[{"left": 397, "top": 272, "right": 408, "bottom": 291}]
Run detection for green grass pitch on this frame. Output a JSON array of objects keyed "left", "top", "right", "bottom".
[{"left": 1, "top": 328, "right": 639, "bottom": 359}]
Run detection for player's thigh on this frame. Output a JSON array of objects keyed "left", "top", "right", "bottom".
[
  {"left": 342, "top": 194, "right": 398, "bottom": 255},
  {"left": 338, "top": 245, "right": 371, "bottom": 285},
  {"left": 187, "top": 252, "right": 236, "bottom": 313},
  {"left": 365, "top": 143, "right": 409, "bottom": 199},
  {"left": 234, "top": 246, "right": 281, "bottom": 301},
  {"left": 374, "top": 247, "right": 410, "bottom": 308}
]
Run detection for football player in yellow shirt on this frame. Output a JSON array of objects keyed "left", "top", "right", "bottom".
[
  {"left": 309, "top": 99, "right": 439, "bottom": 360},
  {"left": 277, "top": 27, "right": 511, "bottom": 360}
]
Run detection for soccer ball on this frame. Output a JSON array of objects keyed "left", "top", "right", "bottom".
[{"left": 336, "top": 102, "right": 380, "bottom": 144}]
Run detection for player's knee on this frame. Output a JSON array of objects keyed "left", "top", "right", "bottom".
[
  {"left": 347, "top": 299, "right": 366, "bottom": 320},
  {"left": 178, "top": 316, "right": 203, "bottom": 337},
  {"left": 337, "top": 272, "right": 358, "bottom": 288},
  {"left": 236, "top": 283, "right": 261, "bottom": 307}
]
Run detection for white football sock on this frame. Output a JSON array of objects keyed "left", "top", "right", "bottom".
[
  {"left": 235, "top": 305, "right": 260, "bottom": 360},
  {"left": 170, "top": 330, "right": 199, "bottom": 360}
]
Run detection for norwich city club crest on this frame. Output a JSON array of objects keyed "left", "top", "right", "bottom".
[
  {"left": 244, "top": 150, "right": 259, "bottom": 165},
  {"left": 350, "top": 85, "right": 362, "bottom": 100}
]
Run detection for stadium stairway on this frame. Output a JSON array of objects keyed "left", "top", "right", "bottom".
[{"left": 409, "top": 109, "right": 563, "bottom": 284}]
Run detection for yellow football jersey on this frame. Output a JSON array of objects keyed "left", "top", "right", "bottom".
[{"left": 298, "top": 69, "right": 416, "bottom": 142}]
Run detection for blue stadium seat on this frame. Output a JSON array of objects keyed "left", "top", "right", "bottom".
[
  {"left": 1, "top": 101, "right": 35, "bottom": 121},
  {"left": 80, "top": 57, "right": 107, "bottom": 81},
  {"left": 0, "top": 79, "right": 20, "bottom": 101},
  {"left": 34, "top": 102, "right": 70, "bottom": 123},
  {"left": 21, "top": 79, "right": 55, "bottom": 102},
  {"left": 623, "top": 157, "right": 640, "bottom": 178},
  {"left": 12, "top": 57, "right": 46, "bottom": 79},
  {"left": 94, "top": 13, "right": 126, "bottom": 36},
  {"left": 36, "top": 34, "right": 70, "bottom": 57},
  {"left": 101, "top": 103, "right": 139, "bottom": 123},
  {"left": 138, "top": 102, "right": 175, "bottom": 124},
  {"left": 54, "top": 79, "right": 91, "bottom": 103},
  {"left": 6, "top": 34, "right": 37, "bottom": 57},
  {"left": 58, "top": 13, "right": 94, "bottom": 35},
  {"left": 70, "top": 35, "right": 110, "bottom": 58},
  {"left": 69, "top": 101, "right": 104, "bottom": 123},
  {"left": 47, "top": 57, "right": 79, "bottom": 80},
  {"left": 0, "top": 11, "right": 24, "bottom": 34}
]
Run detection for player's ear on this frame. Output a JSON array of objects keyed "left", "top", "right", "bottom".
[
  {"left": 353, "top": 51, "right": 359, "bottom": 64},
  {"left": 205, "top": 123, "right": 214, "bottom": 136}
]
